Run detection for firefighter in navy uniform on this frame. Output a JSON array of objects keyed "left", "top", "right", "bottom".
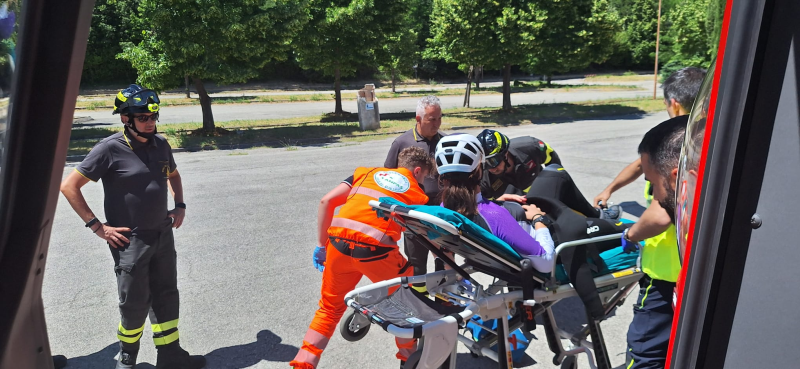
[
  {"left": 60, "top": 85, "right": 205, "bottom": 369},
  {"left": 477, "top": 129, "right": 621, "bottom": 220}
]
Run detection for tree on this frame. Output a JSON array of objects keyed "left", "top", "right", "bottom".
[
  {"left": 82, "top": 0, "right": 140, "bottom": 86},
  {"left": 428, "top": 0, "right": 544, "bottom": 111},
  {"left": 378, "top": 16, "right": 418, "bottom": 93},
  {"left": 624, "top": 0, "right": 659, "bottom": 66},
  {"left": 660, "top": 0, "right": 717, "bottom": 77},
  {"left": 294, "top": 0, "right": 411, "bottom": 115},
  {"left": 119, "top": 0, "right": 309, "bottom": 132},
  {"left": 527, "top": 0, "right": 620, "bottom": 83}
]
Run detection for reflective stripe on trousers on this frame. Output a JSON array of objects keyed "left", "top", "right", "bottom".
[
  {"left": 291, "top": 329, "right": 329, "bottom": 368},
  {"left": 396, "top": 337, "right": 416, "bottom": 361},
  {"left": 152, "top": 318, "right": 180, "bottom": 346}
]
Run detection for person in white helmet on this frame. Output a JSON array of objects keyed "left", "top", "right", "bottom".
[{"left": 434, "top": 134, "right": 557, "bottom": 272}]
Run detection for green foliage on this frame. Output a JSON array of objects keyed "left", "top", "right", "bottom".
[
  {"left": 624, "top": 0, "right": 658, "bottom": 66},
  {"left": 428, "top": 0, "right": 545, "bottom": 109},
  {"left": 119, "top": 0, "right": 310, "bottom": 91},
  {"left": 294, "top": 0, "right": 410, "bottom": 78},
  {"left": 378, "top": 15, "right": 419, "bottom": 89},
  {"left": 82, "top": 0, "right": 140, "bottom": 86},
  {"left": 427, "top": 0, "right": 543, "bottom": 72},
  {"left": 293, "top": 0, "right": 411, "bottom": 112},
  {"left": 660, "top": 0, "right": 718, "bottom": 78},
  {"left": 527, "top": 0, "right": 620, "bottom": 78}
]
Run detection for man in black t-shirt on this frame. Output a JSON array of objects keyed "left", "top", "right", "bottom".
[
  {"left": 384, "top": 95, "right": 444, "bottom": 285},
  {"left": 60, "top": 85, "right": 205, "bottom": 369}
]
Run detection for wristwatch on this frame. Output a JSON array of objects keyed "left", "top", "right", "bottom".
[
  {"left": 175, "top": 202, "right": 186, "bottom": 209},
  {"left": 531, "top": 215, "right": 548, "bottom": 226},
  {"left": 623, "top": 228, "right": 636, "bottom": 243}
]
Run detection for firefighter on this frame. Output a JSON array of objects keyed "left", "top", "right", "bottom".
[
  {"left": 290, "top": 147, "right": 435, "bottom": 369},
  {"left": 60, "top": 85, "right": 205, "bottom": 369},
  {"left": 477, "top": 129, "right": 621, "bottom": 220}
]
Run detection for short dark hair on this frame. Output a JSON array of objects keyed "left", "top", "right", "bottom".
[
  {"left": 398, "top": 146, "right": 435, "bottom": 174},
  {"left": 638, "top": 116, "right": 689, "bottom": 177},
  {"left": 663, "top": 67, "right": 707, "bottom": 111}
]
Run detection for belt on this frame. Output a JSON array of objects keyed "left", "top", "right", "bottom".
[
  {"left": 329, "top": 236, "right": 395, "bottom": 259},
  {"left": 641, "top": 274, "right": 677, "bottom": 289}
]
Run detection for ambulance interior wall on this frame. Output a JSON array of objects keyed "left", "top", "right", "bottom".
[{"left": 722, "top": 40, "right": 800, "bottom": 368}]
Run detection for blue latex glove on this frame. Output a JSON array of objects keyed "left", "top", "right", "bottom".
[
  {"left": 313, "top": 246, "right": 326, "bottom": 272},
  {"left": 621, "top": 228, "right": 640, "bottom": 254}
]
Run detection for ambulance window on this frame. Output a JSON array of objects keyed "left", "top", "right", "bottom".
[
  {"left": 675, "top": 58, "right": 716, "bottom": 262},
  {"left": 0, "top": 1, "right": 17, "bottom": 198}
]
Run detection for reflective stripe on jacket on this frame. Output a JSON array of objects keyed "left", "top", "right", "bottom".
[{"left": 328, "top": 167, "right": 429, "bottom": 250}]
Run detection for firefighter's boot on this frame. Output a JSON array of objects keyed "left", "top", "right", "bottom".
[
  {"left": 155, "top": 342, "right": 206, "bottom": 369},
  {"left": 115, "top": 350, "right": 138, "bottom": 369}
]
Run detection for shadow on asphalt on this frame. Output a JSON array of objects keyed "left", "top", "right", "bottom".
[
  {"left": 204, "top": 329, "right": 297, "bottom": 368},
  {"left": 620, "top": 201, "right": 647, "bottom": 218},
  {"left": 63, "top": 330, "right": 295, "bottom": 368},
  {"left": 446, "top": 103, "right": 648, "bottom": 127},
  {"left": 65, "top": 343, "right": 155, "bottom": 368},
  {"left": 453, "top": 351, "right": 541, "bottom": 368},
  {"left": 72, "top": 122, "right": 115, "bottom": 128}
]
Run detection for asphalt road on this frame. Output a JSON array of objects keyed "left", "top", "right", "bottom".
[
  {"left": 45, "top": 111, "right": 669, "bottom": 368},
  {"left": 73, "top": 86, "right": 662, "bottom": 127}
]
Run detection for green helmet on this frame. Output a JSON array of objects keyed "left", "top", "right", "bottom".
[
  {"left": 113, "top": 84, "right": 160, "bottom": 115},
  {"left": 476, "top": 129, "right": 510, "bottom": 168}
]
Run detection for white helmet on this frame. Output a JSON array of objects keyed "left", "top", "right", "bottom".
[{"left": 435, "top": 134, "right": 485, "bottom": 175}]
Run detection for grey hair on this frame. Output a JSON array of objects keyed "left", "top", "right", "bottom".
[{"left": 416, "top": 95, "right": 441, "bottom": 118}]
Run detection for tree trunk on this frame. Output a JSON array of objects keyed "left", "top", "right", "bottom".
[
  {"left": 334, "top": 66, "right": 343, "bottom": 115},
  {"left": 391, "top": 67, "right": 396, "bottom": 93},
  {"left": 185, "top": 75, "right": 190, "bottom": 98},
  {"left": 546, "top": 74, "right": 552, "bottom": 86},
  {"left": 463, "top": 65, "right": 473, "bottom": 108},
  {"left": 476, "top": 66, "right": 483, "bottom": 88},
  {"left": 502, "top": 64, "right": 512, "bottom": 111},
  {"left": 192, "top": 77, "right": 215, "bottom": 132}
]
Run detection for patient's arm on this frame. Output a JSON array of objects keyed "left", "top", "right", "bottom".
[
  {"left": 626, "top": 200, "right": 672, "bottom": 242},
  {"left": 483, "top": 203, "right": 553, "bottom": 258},
  {"left": 317, "top": 183, "right": 351, "bottom": 246}
]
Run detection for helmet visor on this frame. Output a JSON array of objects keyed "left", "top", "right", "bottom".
[
  {"left": 118, "top": 89, "right": 161, "bottom": 114},
  {"left": 485, "top": 154, "right": 503, "bottom": 169}
]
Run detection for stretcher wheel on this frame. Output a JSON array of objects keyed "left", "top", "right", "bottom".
[
  {"left": 560, "top": 355, "right": 577, "bottom": 369},
  {"left": 339, "top": 309, "right": 370, "bottom": 342}
]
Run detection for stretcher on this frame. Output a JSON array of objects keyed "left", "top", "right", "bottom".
[{"left": 340, "top": 199, "right": 643, "bottom": 369}]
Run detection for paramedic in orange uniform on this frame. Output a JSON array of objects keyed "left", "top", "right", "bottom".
[{"left": 290, "top": 146, "right": 435, "bottom": 369}]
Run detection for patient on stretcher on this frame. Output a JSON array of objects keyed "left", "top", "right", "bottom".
[
  {"left": 434, "top": 134, "right": 628, "bottom": 274},
  {"left": 435, "top": 134, "right": 557, "bottom": 272}
]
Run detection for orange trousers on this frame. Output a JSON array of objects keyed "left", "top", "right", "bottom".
[{"left": 290, "top": 244, "right": 416, "bottom": 368}]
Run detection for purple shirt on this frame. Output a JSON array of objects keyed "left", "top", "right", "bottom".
[{"left": 477, "top": 198, "right": 547, "bottom": 257}]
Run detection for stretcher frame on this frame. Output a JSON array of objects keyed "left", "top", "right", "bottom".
[{"left": 342, "top": 200, "right": 643, "bottom": 369}]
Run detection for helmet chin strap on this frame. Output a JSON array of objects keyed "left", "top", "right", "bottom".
[{"left": 125, "top": 121, "right": 157, "bottom": 140}]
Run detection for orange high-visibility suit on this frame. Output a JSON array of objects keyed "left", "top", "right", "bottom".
[{"left": 291, "top": 167, "right": 429, "bottom": 369}]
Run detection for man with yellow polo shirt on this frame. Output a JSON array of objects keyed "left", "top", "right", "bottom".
[
  {"left": 620, "top": 115, "right": 688, "bottom": 369},
  {"left": 593, "top": 67, "right": 706, "bottom": 369}
]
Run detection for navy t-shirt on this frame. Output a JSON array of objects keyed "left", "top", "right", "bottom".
[{"left": 76, "top": 131, "right": 177, "bottom": 230}]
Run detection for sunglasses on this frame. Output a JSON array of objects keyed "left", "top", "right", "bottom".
[
  {"left": 485, "top": 155, "right": 503, "bottom": 169},
  {"left": 131, "top": 113, "right": 159, "bottom": 123}
]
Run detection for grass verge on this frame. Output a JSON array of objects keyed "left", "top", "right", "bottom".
[
  {"left": 73, "top": 82, "right": 640, "bottom": 110},
  {"left": 584, "top": 73, "right": 654, "bottom": 83},
  {"left": 68, "top": 97, "right": 665, "bottom": 156}
]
